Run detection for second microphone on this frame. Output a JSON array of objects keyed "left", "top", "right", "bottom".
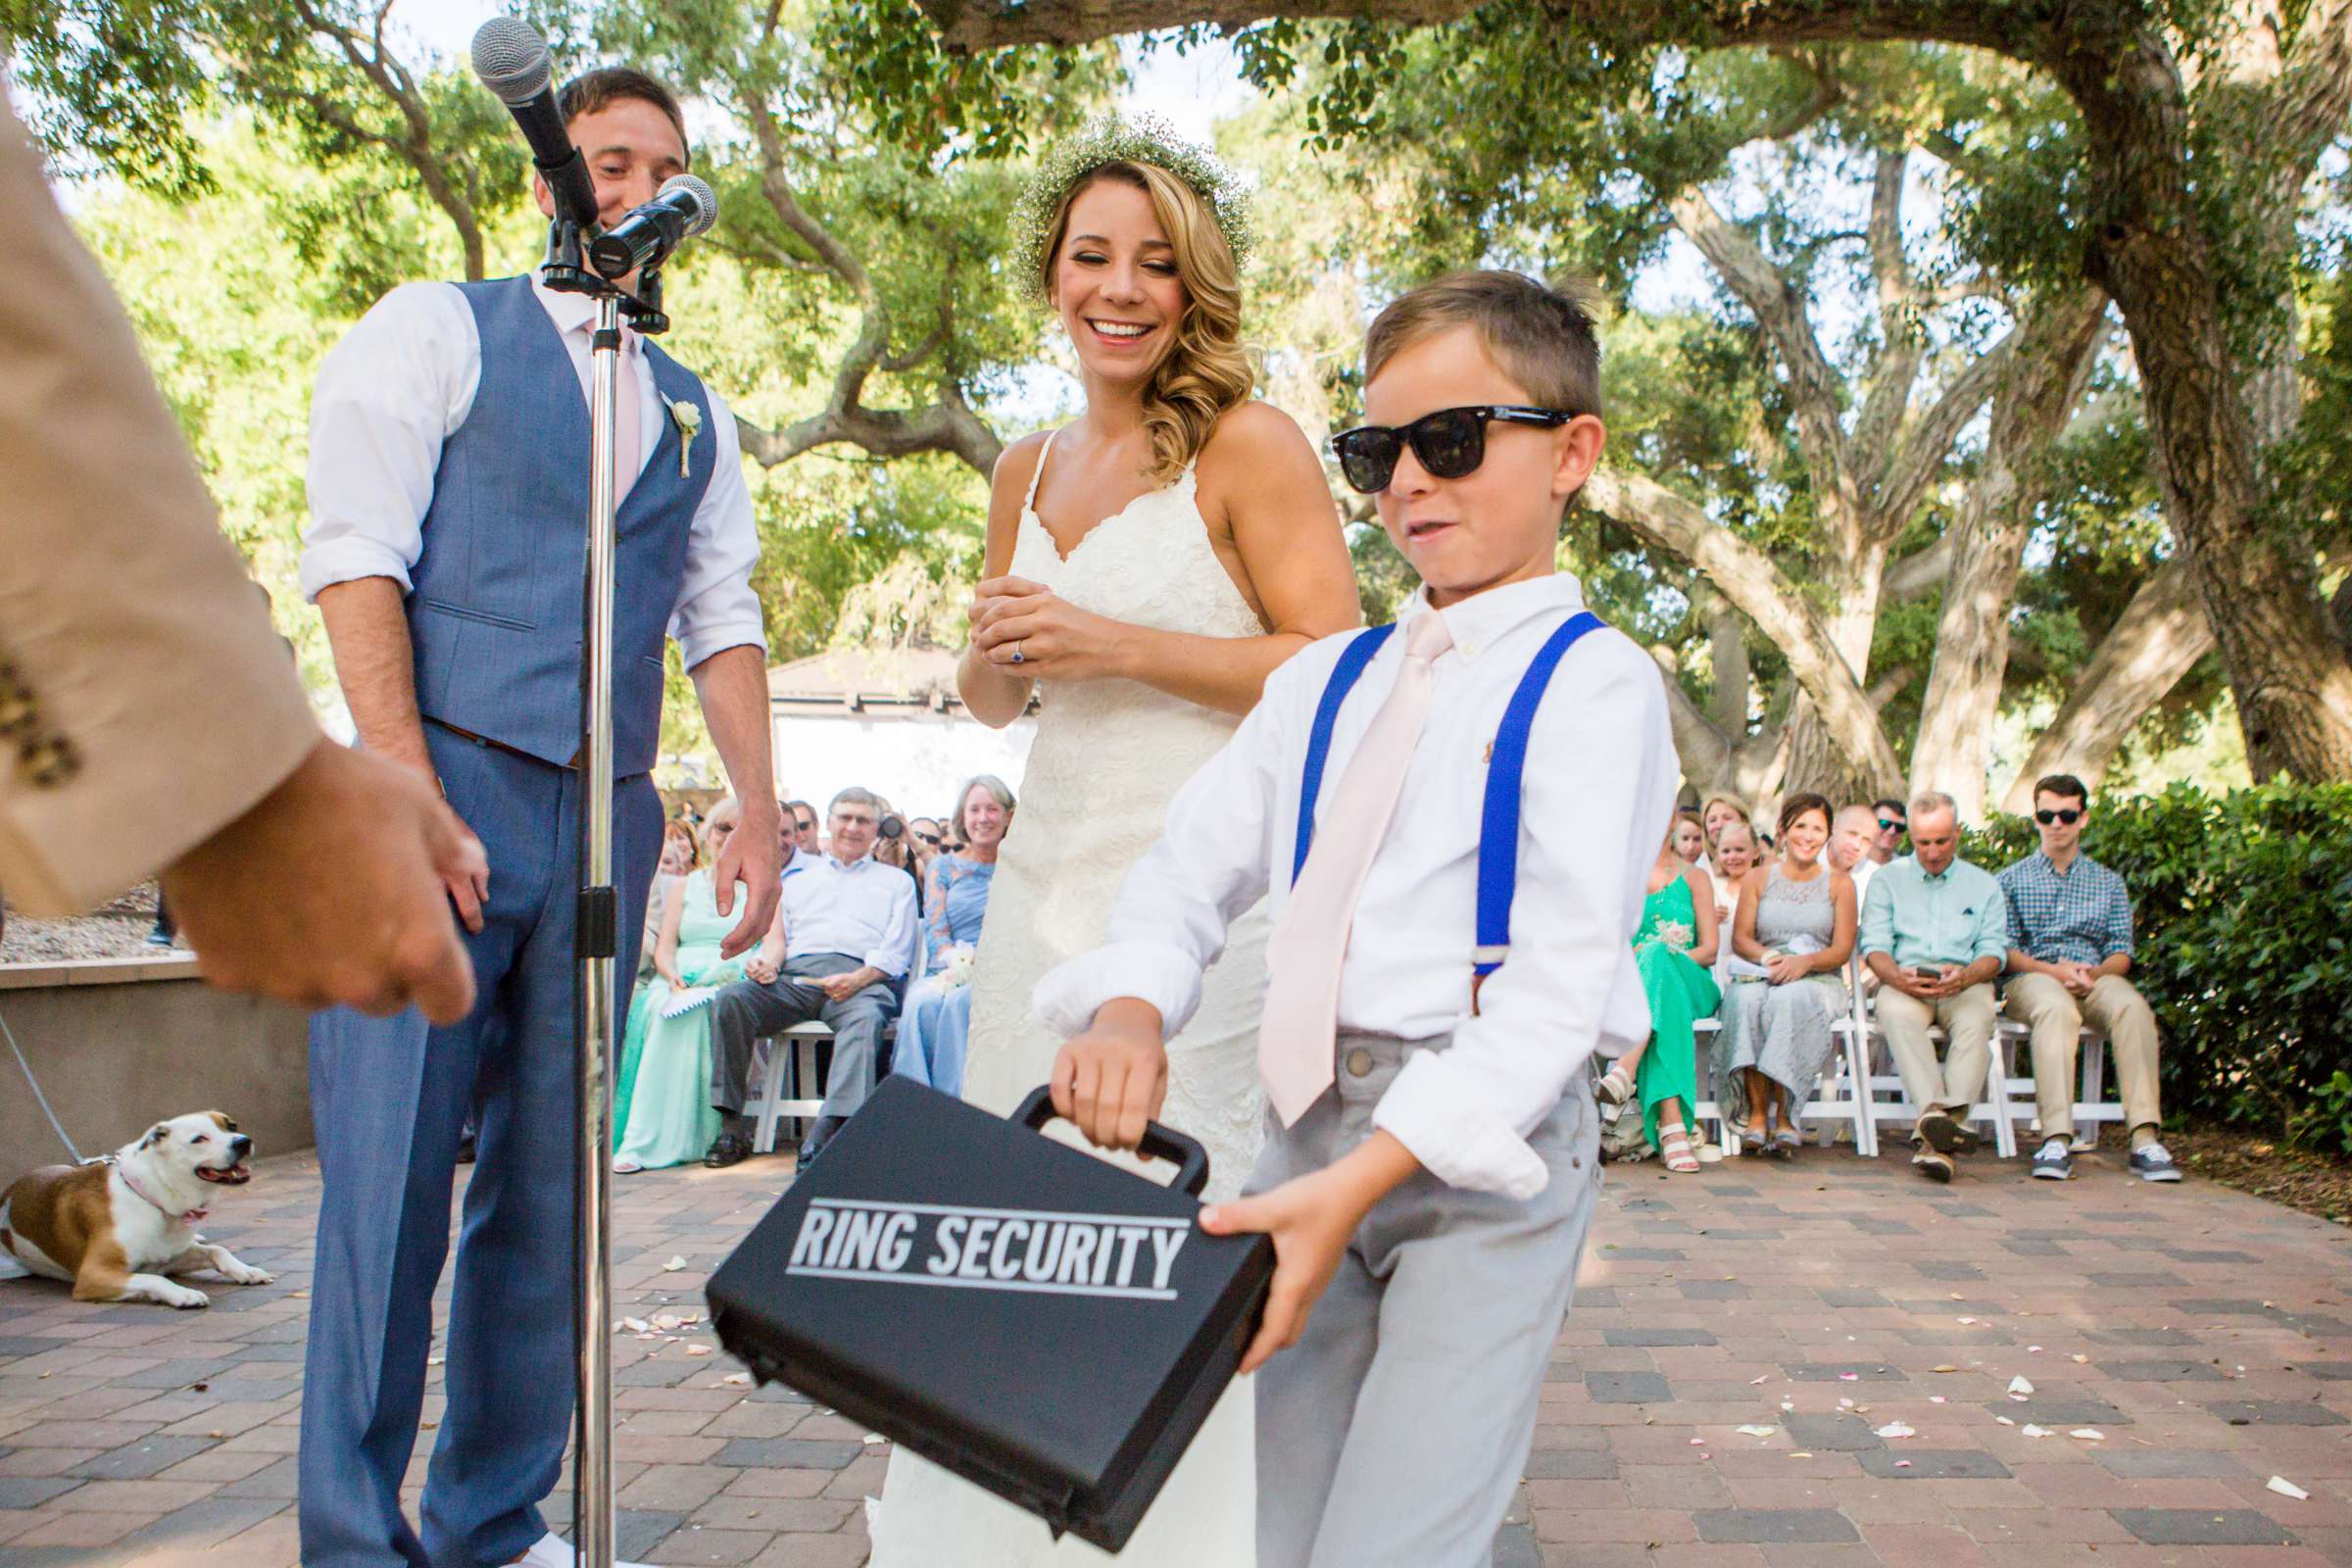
[{"left": 589, "top": 174, "right": 719, "bottom": 281}]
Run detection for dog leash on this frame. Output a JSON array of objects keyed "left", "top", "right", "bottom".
[{"left": 0, "top": 1006, "right": 88, "bottom": 1165}]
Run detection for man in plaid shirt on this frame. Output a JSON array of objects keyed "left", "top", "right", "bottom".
[{"left": 1997, "top": 774, "right": 2178, "bottom": 1183}]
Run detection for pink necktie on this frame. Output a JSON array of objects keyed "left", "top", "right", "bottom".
[
  {"left": 613, "top": 336, "right": 645, "bottom": 497},
  {"left": 1257, "top": 610, "right": 1455, "bottom": 1125}
]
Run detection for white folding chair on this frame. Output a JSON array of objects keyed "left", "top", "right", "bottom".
[
  {"left": 1989, "top": 1015, "right": 2127, "bottom": 1152},
  {"left": 750, "top": 1021, "right": 832, "bottom": 1154},
  {"left": 1851, "top": 958, "right": 2021, "bottom": 1158}
]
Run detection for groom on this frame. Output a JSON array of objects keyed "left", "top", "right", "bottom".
[{"left": 297, "top": 66, "right": 779, "bottom": 1568}]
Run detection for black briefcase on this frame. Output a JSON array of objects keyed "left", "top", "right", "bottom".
[{"left": 707, "top": 1076, "right": 1274, "bottom": 1552}]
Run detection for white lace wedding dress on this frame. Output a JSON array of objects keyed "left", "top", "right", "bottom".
[{"left": 867, "top": 434, "right": 1268, "bottom": 1566}]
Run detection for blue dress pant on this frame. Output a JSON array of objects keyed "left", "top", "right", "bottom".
[{"left": 299, "top": 728, "right": 662, "bottom": 1568}]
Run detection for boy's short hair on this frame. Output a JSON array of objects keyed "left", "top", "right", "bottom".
[
  {"left": 560, "top": 66, "right": 692, "bottom": 167},
  {"left": 1364, "top": 270, "right": 1602, "bottom": 419}
]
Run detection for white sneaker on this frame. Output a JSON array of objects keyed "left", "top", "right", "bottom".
[{"left": 514, "top": 1532, "right": 654, "bottom": 1568}]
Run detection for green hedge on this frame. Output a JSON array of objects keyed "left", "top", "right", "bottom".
[{"left": 1961, "top": 783, "right": 2352, "bottom": 1152}]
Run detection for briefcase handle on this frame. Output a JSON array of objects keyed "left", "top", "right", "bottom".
[{"left": 1011, "top": 1086, "right": 1211, "bottom": 1199}]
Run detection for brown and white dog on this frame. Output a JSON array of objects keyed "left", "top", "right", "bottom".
[{"left": 0, "top": 1112, "right": 273, "bottom": 1308}]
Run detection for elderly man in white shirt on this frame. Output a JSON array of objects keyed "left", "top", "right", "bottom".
[{"left": 707, "top": 787, "right": 920, "bottom": 1166}]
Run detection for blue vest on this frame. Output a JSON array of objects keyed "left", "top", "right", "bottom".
[
  {"left": 405, "top": 276, "right": 718, "bottom": 775},
  {"left": 1296, "top": 610, "right": 1604, "bottom": 1012}
]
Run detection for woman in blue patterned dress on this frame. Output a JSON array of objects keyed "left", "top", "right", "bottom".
[{"left": 892, "top": 775, "right": 1013, "bottom": 1095}]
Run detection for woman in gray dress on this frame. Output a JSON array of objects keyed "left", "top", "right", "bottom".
[{"left": 1715, "top": 792, "right": 1856, "bottom": 1157}]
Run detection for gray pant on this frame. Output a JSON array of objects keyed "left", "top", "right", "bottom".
[
  {"left": 709, "top": 953, "right": 898, "bottom": 1119},
  {"left": 1250, "top": 1032, "right": 1600, "bottom": 1568}
]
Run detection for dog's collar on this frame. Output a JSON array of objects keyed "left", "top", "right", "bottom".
[{"left": 109, "top": 1160, "right": 208, "bottom": 1224}]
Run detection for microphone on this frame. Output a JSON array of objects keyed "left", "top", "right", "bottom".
[
  {"left": 588, "top": 175, "right": 717, "bottom": 280},
  {"left": 470, "top": 17, "right": 600, "bottom": 234}
]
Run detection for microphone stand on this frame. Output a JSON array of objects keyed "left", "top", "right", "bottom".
[{"left": 541, "top": 213, "right": 668, "bottom": 1568}]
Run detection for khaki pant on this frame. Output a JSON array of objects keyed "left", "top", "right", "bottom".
[
  {"left": 1876, "top": 982, "right": 1998, "bottom": 1124},
  {"left": 2002, "top": 971, "right": 2163, "bottom": 1138}
]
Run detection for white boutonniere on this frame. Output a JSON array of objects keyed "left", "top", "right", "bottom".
[{"left": 663, "top": 395, "right": 703, "bottom": 477}]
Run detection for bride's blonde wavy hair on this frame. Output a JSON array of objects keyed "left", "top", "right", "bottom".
[{"left": 1039, "top": 162, "right": 1254, "bottom": 485}]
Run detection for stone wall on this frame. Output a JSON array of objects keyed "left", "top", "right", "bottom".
[{"left": 0, "top": 956, "right": 314, "bottom": 1166}]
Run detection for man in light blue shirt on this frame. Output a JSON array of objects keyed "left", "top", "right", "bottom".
[
  {"left": 706, "top": 786, "right": 918, "bottom": 1166},
  {"left": 1859, "top": 791, "right": 2009, "bottom": 1182}
]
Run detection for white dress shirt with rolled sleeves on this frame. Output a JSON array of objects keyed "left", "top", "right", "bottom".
[
  {"left": 298, "top": 272, "right": 766, "bottom": 670},
  {"left": 1033, "top": 574, "right": 1679, "bottom": 1199},
  {"left": 782, "top": 854, "right": 920, "bottom": 979}
]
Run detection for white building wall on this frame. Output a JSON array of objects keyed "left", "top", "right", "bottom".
[{"left": 769, "top": 710, "right": 1039, "bottom": 824}]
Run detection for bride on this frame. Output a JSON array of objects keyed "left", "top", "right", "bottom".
[{"left": 867, "top": 116, "right": 1360, "bottom": 1566}]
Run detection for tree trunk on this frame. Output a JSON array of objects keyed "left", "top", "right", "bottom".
[
  {"left": 1779, "top": 547, "right": 1887, "bottom": 804},
  {"left": 1909, "top": 291, "right": 2107, "bottom": 818},
  {"left": 2063, "top": 32, "right": 2352, "bottom": 781},
  {"left": 1997, "top": 558, "right": 2214, "bottom": 811}
]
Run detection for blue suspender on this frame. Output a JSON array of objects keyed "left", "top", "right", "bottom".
[
  {"left": 1292, "top": 622, "right": 1396, "bottom": 883},
  {"left": 1294, "top": 610, "right": 1606, "bottom": 1011}
]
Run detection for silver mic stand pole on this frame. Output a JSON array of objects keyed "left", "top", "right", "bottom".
[
  {"left": 574, "top": 280, "right": 623, "bottom": 1568},
  {"left": 551, "top": 223, "right": 668, "bottom": 1568}
]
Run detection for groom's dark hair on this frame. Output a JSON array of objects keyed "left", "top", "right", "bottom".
[{"left": 559, "top": 66, "right": 692, "bottom": 168}]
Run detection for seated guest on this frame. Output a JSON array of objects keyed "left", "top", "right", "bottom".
[
  {"left": 1708, "top": 820, "right": 1759, "bottom": 941},
  {"left": 705, "top": 787, "right": 915, "bottom": 1167},
  {"left": 1870, "top": 796, "right": 1908, "bottom": 864},
  {"left": 907, "top": 816, "right": 945, "bottom": 879},
  {"left": 1998, "top": 774, "right": 2177, "bottom": 1182},
  {"left": 1596, "top": 824, "right": 1720, "bottom": 1172},
  {"left": 1860, "top": 791, "right": 2009, "bottom": 1182},
  {"left": 614, "top": 802, "right": 742, "bottom": 1171},
  {"left": 1715, "top": 793, "right": 1855, "bottom": 1158},
  {"left": 891, "top": 775, "right": 1014, "bottom": 1097},
  {"left": 1699, "top": 792, "right": 1751, "bottom": 875},
  {"left": 785, "top": 799, "right": 819, "bottom": 858},
  {"left": 1670, "top": 813, "right": 1707, "bottom": 867},
  {"left": 1829, "top": 803, "right": 1880, "bottom": 906}
]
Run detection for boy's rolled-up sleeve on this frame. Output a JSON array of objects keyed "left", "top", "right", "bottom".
[{"left": 1370, "top": 633, "right": 1678, "bottom": 1199}]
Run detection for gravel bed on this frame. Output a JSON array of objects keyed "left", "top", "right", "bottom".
[{"left": 0, "top": 881, "right": 181, "bottom": 964}]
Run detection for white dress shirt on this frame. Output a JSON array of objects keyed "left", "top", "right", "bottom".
[
  {"left": 782, "top": 853, "right": 920, "bottom": 978},
  {"left": 299, "top": 272, "right": 766, "bottom": 670},
  {"left": 1034, "top": 574, "right": 1679, "bottom": 1198}
]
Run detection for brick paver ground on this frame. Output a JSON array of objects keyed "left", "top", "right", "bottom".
[{"left": 3, "top": 1137, "right": 2348, "bottom": 1566}]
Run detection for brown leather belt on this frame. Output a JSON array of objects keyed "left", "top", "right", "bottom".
[{"left": 424, "top": 716, "right": 582, "bottom": 770}]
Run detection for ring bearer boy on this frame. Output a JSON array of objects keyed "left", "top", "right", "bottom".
[
  {"left": 297, "top": 67, "right": 780, "bottom": 1568},
  {"left": 1037, "top": 270, "right": 1677, "bottom": 1566}
]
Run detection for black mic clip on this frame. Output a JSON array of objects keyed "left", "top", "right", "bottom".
[{"left": 537, "top": 220, "right": 669, "bottom": 334}]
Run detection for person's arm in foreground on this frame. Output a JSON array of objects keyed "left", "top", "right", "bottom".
[{"left": 0, "top": 102, "right": 478, "bottom": 1022}]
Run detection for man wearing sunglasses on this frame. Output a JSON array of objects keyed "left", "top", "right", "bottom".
[
  {"left": 1870, "top": 797, "right": 1908, "bottom": 863},
  {"left": 1996, "top": 774, "right": 2176, "bottom": 1182}
]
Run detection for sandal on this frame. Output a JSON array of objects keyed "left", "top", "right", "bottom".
[
  {"left": 612, "top": 1155, "right": 644, "bottom": 1174},
  {"left": 1772, "top": 1126, "right": 1803, "bottom": 1158},
  {"left": 1733, "top": 1118, "right": 1766, "bottom": 1153},
  {"left": 1595, "top": 1065, "right": 1636, "bottom": 1108},
  {"left": 1658, "top": 1126, "right": 1701, "bottom": 1173}
]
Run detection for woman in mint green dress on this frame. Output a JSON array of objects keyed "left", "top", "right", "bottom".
[
  {"left": 614, "top": 800, "right": 746, "bottom": 1172},
  {"left": 1595, "top": 826, "right": 1722, "bottom": 1172}
]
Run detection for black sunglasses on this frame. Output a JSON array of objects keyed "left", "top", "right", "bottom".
[
  {"left": 2034, "top": 808, "right": 2082, "bottom": 825},
  {"left": 1877, "top": 817, "right": 1904, "bottom": 830},
  {"left": 1330, "top": 406, "right": 1574, "bottom": 494},
  {"left": 914, "top": 832, "right": 943, "bottom": 847}
]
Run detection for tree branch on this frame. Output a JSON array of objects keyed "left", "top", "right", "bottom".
[
  {"left": 1850, "top": 147, "right": 1928, "bottom": 500},
  {"left": 1871, "top": 326, "right": 2016, "bottom": 534},
  {"left": 1669, "top": 185, "right": 1855, "bottom": 536},
  {"left": 910, "top": 0, "right": 2038, "bottom": 55},
  {"left": 1587, "top": 467, "right": 1904, "bottom": 792}
]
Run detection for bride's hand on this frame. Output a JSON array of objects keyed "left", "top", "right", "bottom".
[{"left": 972, "top": 584, "right": 1126, "bottom": 682}]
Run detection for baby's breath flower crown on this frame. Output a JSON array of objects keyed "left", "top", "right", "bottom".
[{"left": 1014, "top": 113, "right": 1255, "bottom": 309}]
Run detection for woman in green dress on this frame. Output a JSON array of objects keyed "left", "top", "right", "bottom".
[
  {"left": 1595, "top": 825, "right": 1722, "bottom": 1172},
  {"left": 613, "top": 799, "right": 747, "bottom": 1172}
]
